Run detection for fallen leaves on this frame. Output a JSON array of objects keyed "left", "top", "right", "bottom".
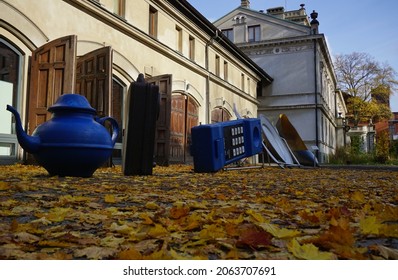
[
  {"left": 0, "top": 182, "right": 10, "bottom": 191},
  {"left": 0, "top": 164, "right": 397, "bottom": 259},
  {"left": 169, "top": 203, "right": 190, "bottom": 219},
  {"left": 360, "top": 216, "right": 382, "bottom": 235},
  {"left": 75, "top": 246, "right": 117, "bottom": 259},
  {"left": 259, "top": 223, "right": 301, "bottom": 239},
  {"left": 236, "top": 224, "right": 272, "bottom": 249},
  {"left": 288, "top": 238, "right": 336, "bottom": 260}
]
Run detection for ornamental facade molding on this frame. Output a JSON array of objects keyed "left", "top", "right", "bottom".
[{"left": 239, "top": 41, "right": 314, "bottom": 56}]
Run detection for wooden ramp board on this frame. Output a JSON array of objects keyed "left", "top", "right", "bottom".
[{"left": 276, "top": 114, "right": 318, "bottom": 166}]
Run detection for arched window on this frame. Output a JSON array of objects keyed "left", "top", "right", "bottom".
[
  {"left": 0, "top": 38, "right": 22, "bottom": 109},
  {"left": 0, "top": 38, "right": 22, "bottom": 161}
]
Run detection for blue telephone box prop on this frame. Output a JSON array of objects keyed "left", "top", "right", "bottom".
[{"left": 190, "top": 118, "right": 262, "bottom": 172}]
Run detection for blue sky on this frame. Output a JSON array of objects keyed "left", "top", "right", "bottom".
[{"left": 188, "top": 0, "right": 398, "bottom": 112}]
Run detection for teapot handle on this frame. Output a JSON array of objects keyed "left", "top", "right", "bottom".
[{"left": 97, "top": 117, "right": 119, "bottom": 146}]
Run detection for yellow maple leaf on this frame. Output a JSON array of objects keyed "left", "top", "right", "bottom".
[
  {"left": 118, "top": 248, "right": 143, "bottom": 260},
  {"left": 359, "top": 216, "right": 382, "bottom": 235},
  {"left": 104, "top": 194, "right": 116, "bottom": 203},
  {"left": 295, "top": 190, "right": 305, "bottom": 196},
  {"left": 380, "top": 224, "right": 398, "bottom": 238},
  {"left": 148, "top": 224, "right": 168, "bottom": 238},
  {"left": 199, "top": 224, "right": 226, "bottom": 239},
  {"left": 351, "top": 191, "right": 365, "bottom": 203},
  {"left": 59, "top": 195, "right": 91, "bottom": 204},
  {"left": 246, "top": 209, "right": 267, "bottom": 223},
  {"left": 228, "top": 214, "right": 245, "bottom": 225},
  {"left": 189, "top": 201, "right": 208, "bottom": 209},
  {"left": 140, "top": 213, "right": 154, "bottom": 225},
  {"left": 110, "top": 222, "right": 134, "bottom": 235},
  {"left": 45, "top": 207, "right": 71, "bottom": 222},
  {"left": 288, "top": 239, "right": 336, "bottom": 260},
  {"left": 0, "top": 181, "right": 11, "bottom": 191},
  {"left": 183, "top": 212, "right": 202, "bottom": 231},
  {"left": 145, "top": 201, "right": 160, "bottom": 210},
  {"left": 261, "top": 195, "right": 277, "bottom": 204},
  {"left": 259, "top": 223, "right": 301, "bottom": 239}
]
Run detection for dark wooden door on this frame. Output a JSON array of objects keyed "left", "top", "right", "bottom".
[
  {"left": 169, "top": 94, "right": 199, "bottom": 163},
  {"left": 211, "top": 107, "right": 231, "bottom": 123},
  {"left": 185, "top": 96, "right": 198, "bottom": 163},
  {"left": 170, "top": 95, "right": 185, "bottom": 163},
  {"left": 76, "top": 46, "right": 112, "bottom": 117},
  {"left": 147, "top": 74, "right": 172, "bottom": 166},
  {"left": 28, "top": 35, "right": 77, "bottom": 134}
]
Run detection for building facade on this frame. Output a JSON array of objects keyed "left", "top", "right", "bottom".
[
  {"left": 214, "top": 1, "right": 347, "bottom": 162},
  {"left": 0, "top": 0, "right": 272, "bottom": 164}
]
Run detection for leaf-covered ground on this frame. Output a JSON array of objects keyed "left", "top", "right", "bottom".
[{"left": 0, "top": 164, "right": 397, "bottom": 260}]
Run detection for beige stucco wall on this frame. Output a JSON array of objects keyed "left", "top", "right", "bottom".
[{"left": 1, "top": 0, "right": 265, "bottom": 161}]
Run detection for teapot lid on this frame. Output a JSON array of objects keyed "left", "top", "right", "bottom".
[{"left": 48, "top": 94, "right": 97, "bottom": 114}]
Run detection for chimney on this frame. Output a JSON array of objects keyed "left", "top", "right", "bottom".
[{"left": 241, "top": 0, "right": 250, "bottom": 8}]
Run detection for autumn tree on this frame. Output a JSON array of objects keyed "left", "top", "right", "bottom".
[
  {"left": 375, "top": 130, "right": 390, "bottom": 163},
  {"left": 334, "top": 52, "right": 397, "bottom": 126}
]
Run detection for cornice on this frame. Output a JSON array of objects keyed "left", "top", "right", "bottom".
[
  {"left": 240, "top": 41, "right": 314, "bottom": 56},
  {"left": 237, "top": 34, "right": 319, "bottom": 49}
]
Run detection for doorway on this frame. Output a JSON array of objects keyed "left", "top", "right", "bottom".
[
  {"left": 211, "top": 107, "right": 231, "bottom": 123},
  {"left": 170, "top": 94, "right": 199, "bottom": 163}
]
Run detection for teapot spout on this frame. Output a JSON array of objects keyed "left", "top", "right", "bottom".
[{"left": 6, "top": 105, "right": 41, "bottom": 153}]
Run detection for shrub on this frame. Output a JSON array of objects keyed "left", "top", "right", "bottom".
[
  {"left": 329, "top": 132, "right": 398, "bottom": 165},
  {"left": 328, "top": 147, "right": 349, "bottom": 164},
  {"left": 375, "top": 131, "right": 390, "bottom": 163}
]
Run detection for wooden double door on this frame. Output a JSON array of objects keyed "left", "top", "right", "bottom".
[
  {"left": 146, "top": 76, "right": 198, "bottom": 164},
  {"left": 28, "top": 35, "right": 112, "bottom": 133},
  {"left": 169, "top": 94, "right": 198, "bottom": 163}
]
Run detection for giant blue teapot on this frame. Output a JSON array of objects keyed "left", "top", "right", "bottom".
[{"left": 6, "top": 94, "right": 119, "bottom": 177}]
